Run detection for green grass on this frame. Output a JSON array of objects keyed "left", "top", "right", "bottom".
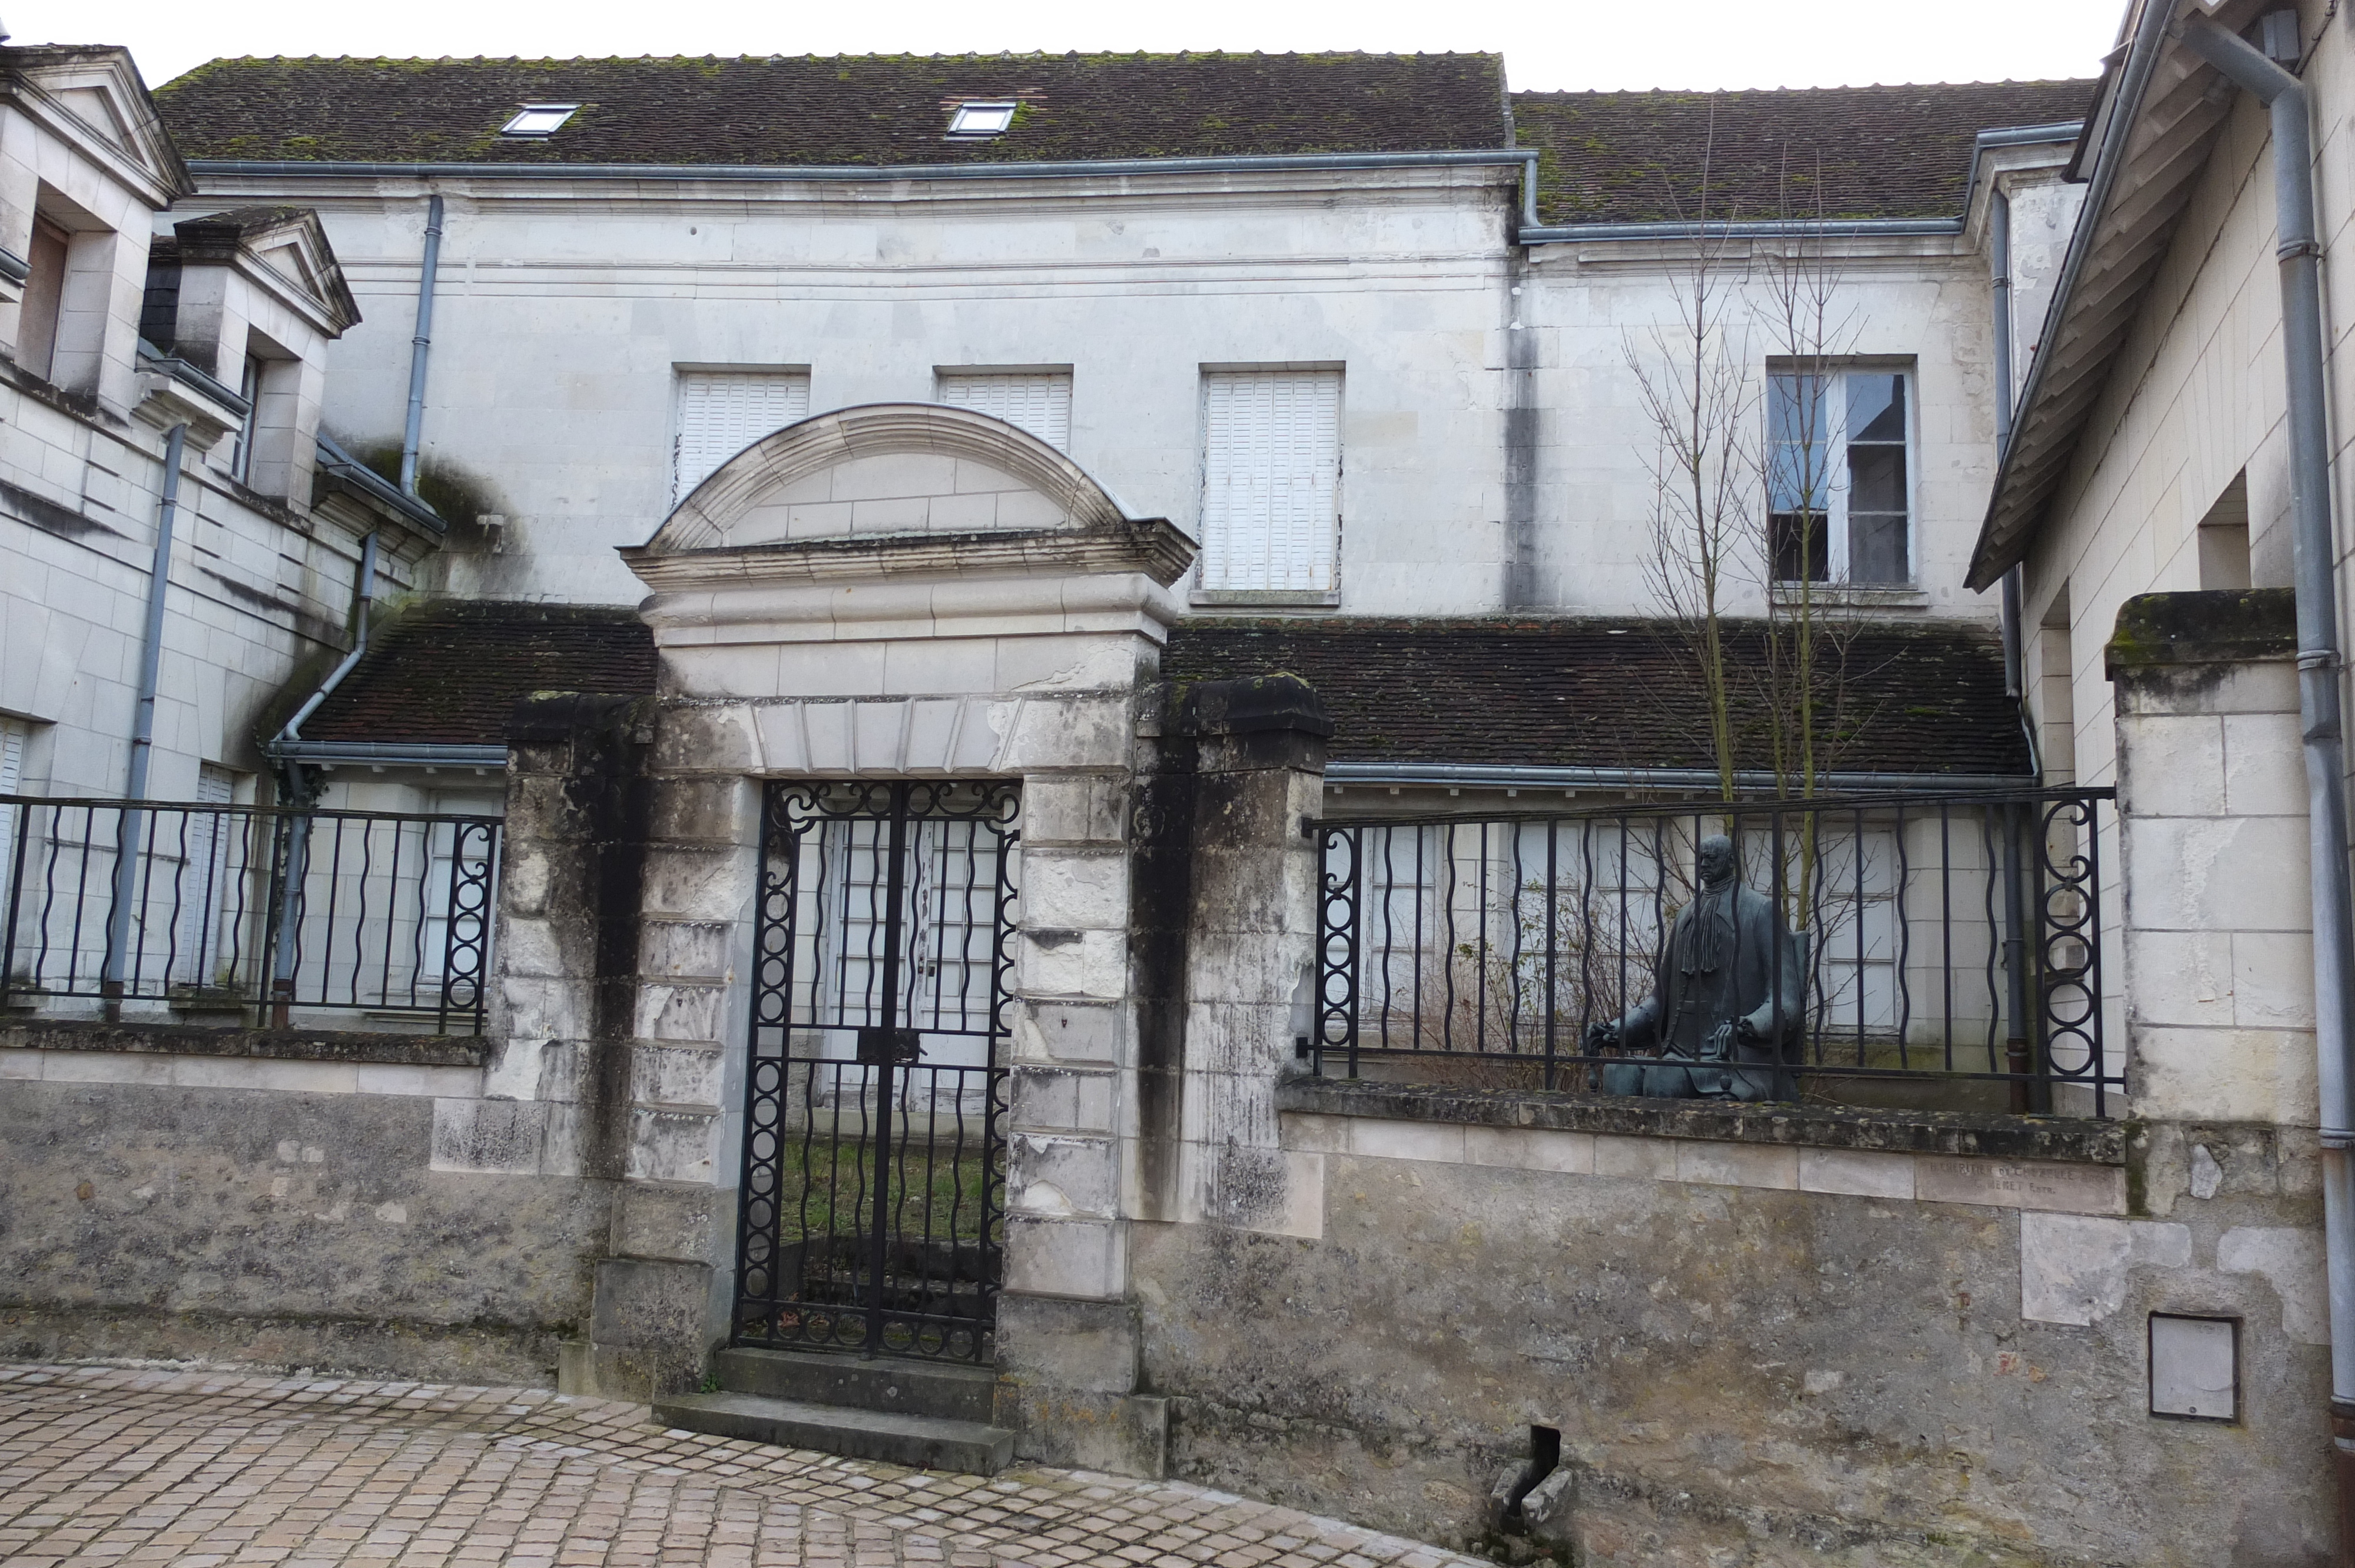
[{"left": 771, "top": 1137, "right": 995, "bottom": 1248}]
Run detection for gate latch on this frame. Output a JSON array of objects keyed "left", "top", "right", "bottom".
[{"left": 855, "top": 1027, "right": 923, "bottom": 1065}]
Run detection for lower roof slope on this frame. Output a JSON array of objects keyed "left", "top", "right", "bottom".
[
  {"left": 1511, "top": 81, "right": 2095, "bottom": 226},
  {"left": 1163, "top": 617, "right": 2030, "bottom": 779},
  {"left": 303, "top": 600, "right": 655, "bottom": 747},
  {"left": 300, "top": 604, "right": 2026, "bottom": 780}
]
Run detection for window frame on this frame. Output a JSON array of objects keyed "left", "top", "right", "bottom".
[
  {"left": 934, "top": 367, "right": 1073, "bottom": 451},
  {"left": 671, "top": 366, "right": 813, "bottom": 501},
  {"left": 1193, "top": 366, "right": 1345, "bottom": 604},
  {"left": 18, "top": 214, "right": 69, "bottom": 381},
  {"left": 230, "top": 352, "right": 264, "bottom": 484},
  {"left": 946, "top": 102, "right": 1019, "bottom": 139},
  {"left": 1767, "top": 363, "right": 1917, "bottom": 589},
  {"left": 500, "top": 104, "right": 579, "bottom": 138}
]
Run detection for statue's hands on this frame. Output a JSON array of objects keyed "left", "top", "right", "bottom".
[
  {"left": 1583, "top": 1018, "right": 1621, "bottom": 1054},
  {"left": 1703, "top": 1021, "right": 1737, "bottom": 1061}
]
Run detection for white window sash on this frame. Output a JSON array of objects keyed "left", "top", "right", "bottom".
[{"left": 1771, "top": 369, "right": 1914, "bottom": 587}]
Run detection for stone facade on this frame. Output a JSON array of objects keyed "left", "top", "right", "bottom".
[
  {"left": 0, "top": 47, "right": 426, "bottom": 815},
  {"left": 0, "top": 1019, "right": 606, "bottom": 1383}
]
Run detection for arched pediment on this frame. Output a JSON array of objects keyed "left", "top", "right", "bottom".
[{"left": 641, "top": 402, "right": 1136, "bottom": 556}]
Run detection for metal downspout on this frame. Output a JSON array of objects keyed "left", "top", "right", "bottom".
[
  {"left": 266, "top": 532, "right": 379, "bottom": 1024},
  {"left": 400, "top": 194, "right": 443, "bottom": 496},
  {"left": 99, "top": 423, "right": 188, "bottom": 1018},
  {"left": 1993, "top": 188, "right": 2030, "bottom": 707},
  {"left": 2175, "top": 15, "right": 2355, "bottom": 1517},
  {"left": 1986, "top": 186, "right": 2045, "bottom": 1109}
]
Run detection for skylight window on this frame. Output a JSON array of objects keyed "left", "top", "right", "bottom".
[
  {"left": 946, "top": 101, "right": 1017, "bottom": 139},
  {"left": 500, "top": 104, "right": 579, "bottom": 138}
]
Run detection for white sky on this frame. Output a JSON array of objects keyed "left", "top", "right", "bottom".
[{"left": 20, "top": 0, "right": 2126, "bottom": 97}]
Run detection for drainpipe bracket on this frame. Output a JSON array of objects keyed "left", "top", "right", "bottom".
[{"left": 2300, "top": 649, "right": 2340, "bottom": 672}]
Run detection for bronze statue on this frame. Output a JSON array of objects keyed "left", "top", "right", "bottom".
[{"left": 1584, "top": 834, "right": 1807, "bottom": 1101}]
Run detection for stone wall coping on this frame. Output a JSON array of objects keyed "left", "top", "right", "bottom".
[
  {"left": 1274, "top": 1077, "right": 2126, "bottom": 1164},
  {"left": 2104, "top": 587, "right": 2296, "bottom": 676},
  {"left": 0, "top": 1018, "right": 491, "bottom": 1067}
]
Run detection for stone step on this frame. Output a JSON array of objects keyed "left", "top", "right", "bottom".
[
  {"left": 652, "top": 1390, "right": 1015, "bottom": 1474},
  {"left": 713, "top": 1346, "right": 997, "bottom": 1423}
]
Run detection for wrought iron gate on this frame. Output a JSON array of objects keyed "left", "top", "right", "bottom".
[{"left": 734, "top": 779, "right": 1020, "bottom": 1363}]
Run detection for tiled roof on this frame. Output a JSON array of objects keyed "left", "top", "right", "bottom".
[
  {"left": 154, "top": 53, "right": 1510, "bottom": 166},
  {"left": 1511, "top": 81, "right": 2096, "bottom": 226},
  {"left": 1160, "top": 617, "right": 2030, "bottom": 778},
  {"left": 303, "top": 601, "right": 655, "bottom": 746}
]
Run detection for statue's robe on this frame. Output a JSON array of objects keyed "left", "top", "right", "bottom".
[{"left": 1599, "top": 878, "right": 1807, "bottom": 1101}]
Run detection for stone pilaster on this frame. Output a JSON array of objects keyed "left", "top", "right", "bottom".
[
  {"left": 2107, "top": 588, "right": 2316, "bottom": 1125},
  {"left": 994, "top": 676, "right": 1328, "bottom": 1477},
  {"left": 1162, "top": 676, "right": 1330, "bottom": 1235},
  {"left": 572, "top": 747, "right": 762, "bottom": 1400}
]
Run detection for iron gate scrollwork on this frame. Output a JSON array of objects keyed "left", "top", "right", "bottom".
[{"left": 734, "top": 779, "right": 1020, "bottom": 1363}]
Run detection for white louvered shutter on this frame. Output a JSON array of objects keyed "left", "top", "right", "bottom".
[
  {"left": 937, "top": 371, "right": 1073, "bottom": 451},
  {"left": 1199, "top": 370, "right": 1342, "bottom": 593},
  {"left": 0, "top": 719, "right": 25, "bottom": 939},
  {"left": 174, "top": 765, "right": 237, "bottom": 987},
  {"left": 674, "top": 371, "right": 811, "bottom": 500}
]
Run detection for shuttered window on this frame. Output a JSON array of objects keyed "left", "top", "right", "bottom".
[
  {"left": 0, "top": 719, "right": 25, "bottom": 912},
  {"left": 1198, "top": 369, "right": 1342, "bottom": 593},
  {"left": 174, "top": 766, "right": 238, "bottom": 988},
  {"left": 674, "top": 370, "right": 811, "bottom": 500},
  {"left": 937, "top": 370, "right": 1072, "bottom": 451}
]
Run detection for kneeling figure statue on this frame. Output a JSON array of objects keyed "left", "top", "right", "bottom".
[{"left": 1584, "top": 834, "right": 1806, "bottom": 1101}]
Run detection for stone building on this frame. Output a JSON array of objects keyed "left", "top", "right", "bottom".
[{"left": 6, "top": 14, "right": 2350, "bottom": 1565}]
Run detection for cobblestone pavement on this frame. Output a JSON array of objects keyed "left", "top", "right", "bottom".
[{"left": 0, "top": 1364, "right": 1489, "bottom": 1568}]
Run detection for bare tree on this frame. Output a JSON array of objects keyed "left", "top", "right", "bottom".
[{"left": 1624, "top": 106, "right": 1753, "bottom": 801}]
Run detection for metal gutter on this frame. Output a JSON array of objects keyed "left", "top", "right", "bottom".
[
  {"left": 400, "top": 195, "right": 443, "bottom": 497},
  {"left": 0, "top": 244, "right": 27, "bottom": 285},
  {"left": 1322, "top": 762, "right": 2037, "bottom": 793},
  {"left": 1520, "top": 216, "right": 1963, "bottom": 244},
  {"left": 314, "top": 432, "right": 445, "bottom": 534},
  {"left": 268, "top": 740, "right": 508, "bottom": 769},
  {"left": 189, "top": 148, "right": 1536, "bottom": 185},
  {"left": 136, "top": 344, "right": 250, "bottom": 416},
  {"left": 2175, "top": 9, "right": 2355, "bottom": 1466}
]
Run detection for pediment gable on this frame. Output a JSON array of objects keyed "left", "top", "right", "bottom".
[
  {"left": 171, "top": 205, "right": 361, "bottom": 335},
  {"left": 1, "top": 46, "right": 190, "bottom": 205},
  {"left": 623, "top": 402, "right": 1194, "bottom": 590},
  {"left": 648, "top": 403, "right": 1135, "bottom": 554}
]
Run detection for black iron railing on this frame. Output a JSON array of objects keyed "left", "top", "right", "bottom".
[
  {"left": 1309, "top": 787, "right": 2115, "bottom": 1114},
  {"left": 0, "top": 796, "right": 499, "bottom": 1034}
]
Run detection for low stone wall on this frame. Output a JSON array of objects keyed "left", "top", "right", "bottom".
[
  {"left": 1131, "top": 1079, "right": 2330, "bottom": 1567},
  {"left": 0, "top": 1020, "right": 609, "bottom": 1385}
]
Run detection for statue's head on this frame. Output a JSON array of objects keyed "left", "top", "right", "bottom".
[{"left": 1697, "top": 835, "right": 1737, "bottom": 889}]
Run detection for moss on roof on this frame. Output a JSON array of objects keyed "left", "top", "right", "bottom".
[
  {"left": 153, "top": 52, "right": 1512, "bottom": 166},
  {"left": 1511, "top": 80, "right": 2097, "bottom": 225}
]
